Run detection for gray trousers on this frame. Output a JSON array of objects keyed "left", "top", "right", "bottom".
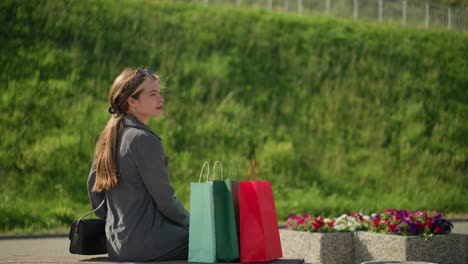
[{"left": 152, "top": 241, "right": 188, "bottom": 261}]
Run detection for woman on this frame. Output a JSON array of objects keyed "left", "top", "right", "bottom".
[{"left": 87, "top": 68, "right": 189, "bottom": 261}]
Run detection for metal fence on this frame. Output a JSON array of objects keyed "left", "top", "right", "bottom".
[{"left": 175, "top": 0, "right": 468, "bottom": 33}]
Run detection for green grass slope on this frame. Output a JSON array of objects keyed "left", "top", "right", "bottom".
[{"left": 1, "top": 0, "right": 467, "bottom": 233}]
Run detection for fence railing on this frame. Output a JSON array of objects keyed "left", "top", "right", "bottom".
[{"left": 175, "top": 0, "right": 468, "bottom": 33}]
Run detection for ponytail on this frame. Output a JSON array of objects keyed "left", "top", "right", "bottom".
[{"left": 92, "top": 115, "right": 124, "bottom": 192}]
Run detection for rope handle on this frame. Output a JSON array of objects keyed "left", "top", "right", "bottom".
[
  {"left": 228, "top": 160, "right": 240, "bottom": 180},
  {"left": 245, "top": 160, "right": 264, "bottom": 181},
  {"left": 213, "top": 160, "right": 224, "bottom": 180},
  {"left": 198, "top": 161, "right": 210, "bottom": 182}
]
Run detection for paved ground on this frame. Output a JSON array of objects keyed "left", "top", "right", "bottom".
[
  {"left": 0, "top": 237, "right": 72, "bottom": 258},
  {"left": 0, "top": 237, "right": 307, "bottom": 263},
  {"left": 0, "top": 222, "right": 466, "bottom": 263}
]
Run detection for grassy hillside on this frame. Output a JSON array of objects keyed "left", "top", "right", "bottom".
[{"left": 1, "top": 0, "right": 467, "bottom": 233}]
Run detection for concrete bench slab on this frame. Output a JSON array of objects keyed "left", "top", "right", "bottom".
[{"left": 0, "top": 255, "right": 305, "bottom": 264}]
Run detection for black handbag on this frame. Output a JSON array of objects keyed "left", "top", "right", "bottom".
[{"left": 69, "top": 199, "right": 107, "bottom": 255}]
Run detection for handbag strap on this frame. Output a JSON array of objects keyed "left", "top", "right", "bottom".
[
  {"left": 70, "top": 199, "right": 106, "bottom": 239},
  {"left": 76, "top": 199, "right": 106, "bottom": 222}
]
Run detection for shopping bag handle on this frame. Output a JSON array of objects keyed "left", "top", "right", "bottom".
[
  {"left": 245, "top": 160, "right": 264, "bottom": 181},
  {"left": 213, "top": 160, "right": 224, "bottom": 180},
  {"left": 198, "top": 161, "right": 210, "bottom": 182},
  {"left": 228, "top": 160, "right": 240, "bottom": 180}
]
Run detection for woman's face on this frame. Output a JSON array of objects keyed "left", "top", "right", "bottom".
[{"left": 128, "top": 80, "right": 165, "bottom": 124}]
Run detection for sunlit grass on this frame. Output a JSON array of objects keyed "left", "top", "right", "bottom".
[{"left": 0, "top": 0, "right": 467, "bottom": 233}]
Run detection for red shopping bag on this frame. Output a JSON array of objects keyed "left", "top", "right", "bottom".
[{"left": 239, "top": 160, "right": 283, "bottom": 263}]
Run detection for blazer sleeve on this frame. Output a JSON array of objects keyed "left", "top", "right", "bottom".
[
  {"left": 87, "top": 159, "right": 108, "bottom": 220},
  {"left": 132, "top": 133, "right": 190, "bottom": 226}
]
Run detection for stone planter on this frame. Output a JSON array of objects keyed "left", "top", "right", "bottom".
[
  {"left": 354, "top": 231, "right": 468, "bottom": 264},
  {"left": 279, "top": 229, "right": 354, "bottom": 264},
  {"left": 280, "top": 229, "right": 467, "bottom": 264}
]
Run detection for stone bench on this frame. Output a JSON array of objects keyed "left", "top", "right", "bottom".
[{"left": 0, "top": 255, "right": 305, "bottom": 264}]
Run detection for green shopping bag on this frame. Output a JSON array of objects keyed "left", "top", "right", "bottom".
[
  {"left": 189, "top": 162, "right": 216, "bottom": 263},
  {"left": 212, "top": 161, "right": 240, "bottom": 262},
  {"left": 225, "top": 160, "right": 241, "bottom": 246}
]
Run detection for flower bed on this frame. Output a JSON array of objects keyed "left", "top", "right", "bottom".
[
  {"left": 367, "top": 209, "right": 453, "bottom": 240},
  {"left": 286, "top": 212, "right": 368, "bottom": 233},
  {"left": 280, "top": 209, "right": 467, "bottom": 264},
  {"left": 286, "top": 209, "right": 453, "bottom": 239}
]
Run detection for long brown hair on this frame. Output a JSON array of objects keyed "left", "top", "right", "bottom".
[{"left": 92, "top": 68, "right": 158, "bottom": 192}]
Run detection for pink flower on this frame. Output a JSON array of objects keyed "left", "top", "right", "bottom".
[
  {"left": 424, "top": 215, "right": 433, "bottom": 223},
  {"left": 312, "top": 216, "right": 324, "bottom": 229},
  {"left": 394, "top": 215, "right": 403, "bottom": 221},
  {"left": 302, "top": 214, "right": 312, "bottom": 219},
  {"left": 416, "top": 223, "right": 424, "bottom": 231},
  {"left": 373, "top": 218, "right": 380, "bottom": 228},
  {"left": 287, "top": 216, "right": 299, "bottom": 224},
  {"left": 388, "top": 223, "right": 398, "bottom": 233},
  {"left": 382, "top": 219, "right": 391, "bottom": 225},
  {"left": 350, "top": 212, "right": 365, "bottom": 222}
]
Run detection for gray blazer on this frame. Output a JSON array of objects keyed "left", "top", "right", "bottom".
[{"left": 87, "top": 115, "right": 189, "bottom": 261}]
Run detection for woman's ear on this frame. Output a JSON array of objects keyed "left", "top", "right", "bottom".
[{"left": 127, "top": 97, "right": 136, "bottom": 106}]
